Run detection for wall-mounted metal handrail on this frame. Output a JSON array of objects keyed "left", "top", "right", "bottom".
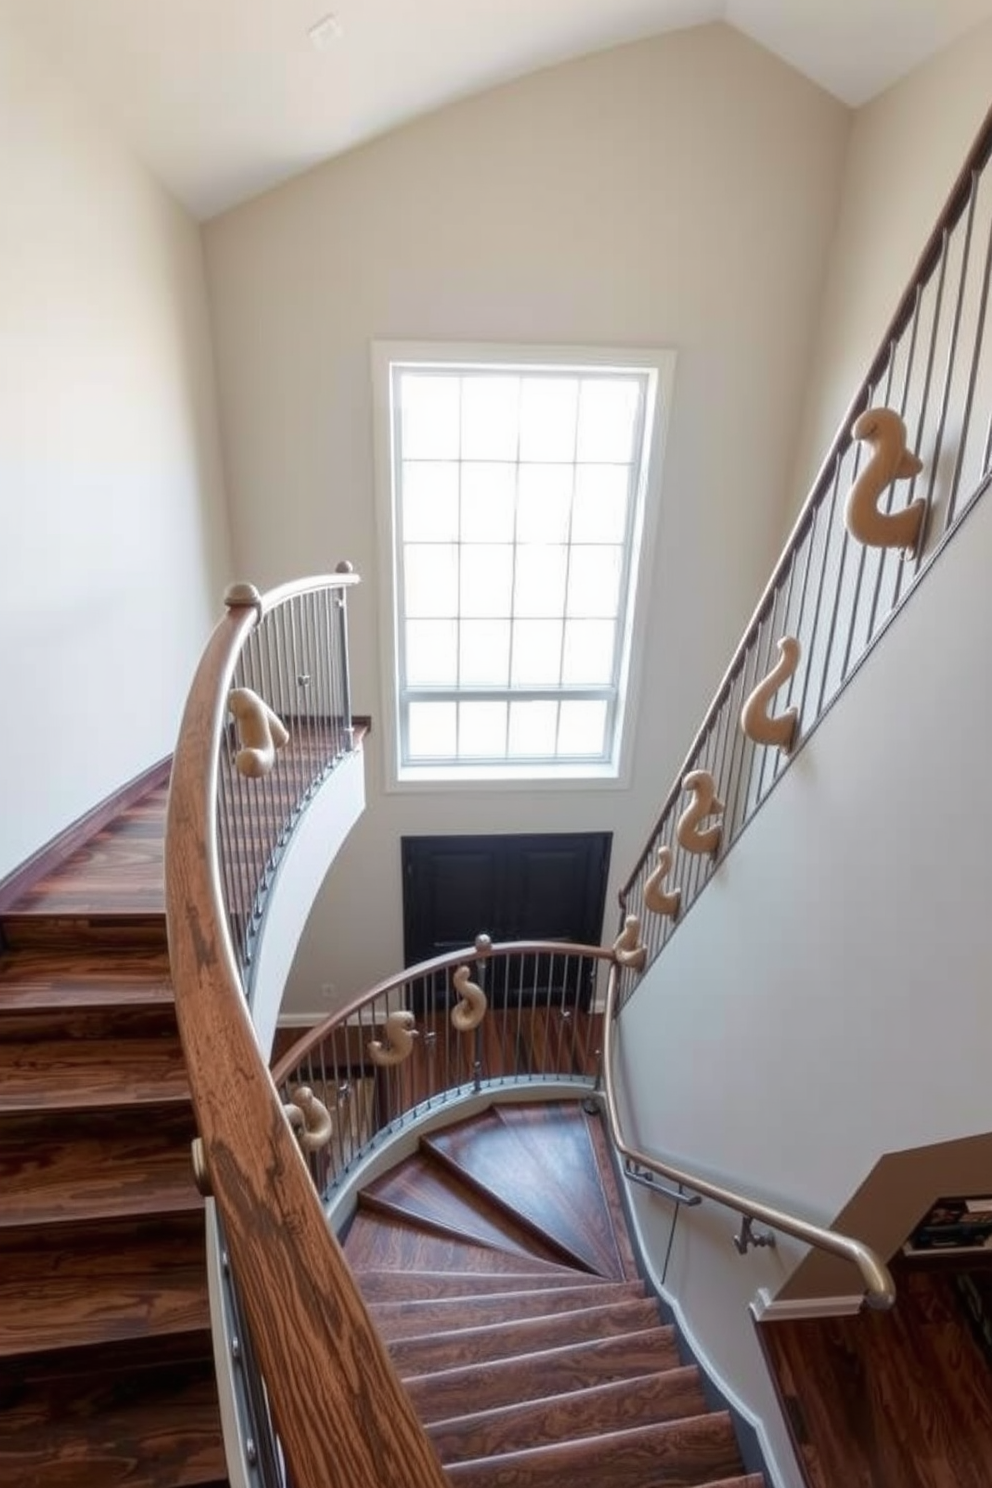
[{"left": 599, "top": 963, "right": 896, "bottom": 1310}]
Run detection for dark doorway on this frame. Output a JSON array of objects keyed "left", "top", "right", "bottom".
[{"left": 401, "top": 832, "right": 611, "bottom": 1009}]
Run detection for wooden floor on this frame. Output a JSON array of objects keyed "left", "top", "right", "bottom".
[{"left": 759, "top": 1257, "right": 992, "bottom": 1488}]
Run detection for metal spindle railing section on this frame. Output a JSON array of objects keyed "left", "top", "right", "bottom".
[
  {"left": 618, "top": 111, "right": 992, "bottom": 1005},
  {"left": 270, "top": 937, "right": 611, "bottom": 1200},
  {"left": 215, "top": 566, "right": 359, "bottom": 982}
]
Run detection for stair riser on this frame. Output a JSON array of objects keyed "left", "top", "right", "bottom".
[
  {"left": 427, "top": 1366, "right": 709, "bottom": 1463},
  {"left": 401, "top": 1328, "right": 681, "bottom": 1421},
  {"left": 443, "top": 1411, "right": 741, "bottom": 1488},
  {"left": 387, "top": 1298, "right": 661, "bottom": 1374},
  {"left": 356, "top": 1269, "right": 617, "bottom": 1302},
  {"left": 370, "top": 1281, "right": 647, "bottom": 1338}
]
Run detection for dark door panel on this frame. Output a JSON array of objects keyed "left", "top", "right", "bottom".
[{"left": 402, "top": 833, "right": 611, "bottom": 1009}]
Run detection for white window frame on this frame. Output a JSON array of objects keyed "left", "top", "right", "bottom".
[{"left": 371, "top": 341, "right": 676, "bottom": 790}]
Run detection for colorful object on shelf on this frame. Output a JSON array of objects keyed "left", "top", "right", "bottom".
[
  {"left": 846, "top": 407, "right": 925, "bottom": 551},
  {"left": 741, "top": 636, "right": 801, "bottom": 753},
  {"left": 613, "top": 914, "right": 647, "bottom": 971},
  {"left": 228, "top": 686, "right": 289, "bottom": 778},
  {"left": 643, "top": 845, "right": 682, "bottom": 919},
  {"left": 367, "top": 1010, "right": 417, "bottom": 1066},
  {"left": 450, "top": 965, "right": 488, "bottom": 1031},
  {"left": 677, "top": 770, "right": 724, "bottom": 856}
]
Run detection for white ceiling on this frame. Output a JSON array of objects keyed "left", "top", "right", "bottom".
[{"left": 3, "top": 0, "right": 992, "bottom": 219}]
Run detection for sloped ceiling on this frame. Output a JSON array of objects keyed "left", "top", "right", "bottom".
[{"left": 2, "top": 0, "right": 991, "bottom": 218}]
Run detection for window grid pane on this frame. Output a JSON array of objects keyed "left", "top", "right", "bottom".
[{"left": 394, "top": 363, "right": 650, "bottom": 765}]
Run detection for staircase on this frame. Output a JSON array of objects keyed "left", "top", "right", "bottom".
[
  {"left": 343, "top": 1100, "right": 764, "bottom": 1488},
  {"left": 0, "top": 777, "right": 227, "bottom": 1488},
  {"left": 1, "top": 775, "right": 762, "bottom": 1487}
]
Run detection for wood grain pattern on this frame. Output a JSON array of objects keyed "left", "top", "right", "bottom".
[
  {"left": 0, "top": 1333, "right": 223, "bottom": 1488},
  {"left": 759, "top": 1259, "right": 992, "bottom": 1488},
  {"left": 356, "top": 1268, "right": 613, "bottom": 1302},
  {"left": 0, "top": 758, "right": 171, "bottom": 913},
  {"left": 0, "top": 1107, "right": 201, "bottom": 1229},
  {"left": 166, "top": 600, "right": 448, "bottom": 1488},
  {"left": 5, "top": 784, "right": 170, "bottom": 917},
  {"left": 427, "top": 1368, "right": 709, "bottom": 1462},
  {"left": 386, "top": 1298, "right": 663, "bottom": 1375},
  {"left": 401, "top": 1327, "right": 683, "bottom": 1421},
  {"left": 0, "top": 1216, "right": 209, "bottom": 1357},
  {"left": 343, "top": 1211, "right": 581, "bottom": 1276},
  {"left": 0, "top": 1037, "right": 189, "bottom": 1112},
  {"left": 360, "top": 1152, "right": 585, "bottom": 1267},
  {"left": 442, "top": 1411, "right": 741, "bottom": 1487},
  {"left": 369, "top": 1280, "right": 647, "bottom": 1339}
]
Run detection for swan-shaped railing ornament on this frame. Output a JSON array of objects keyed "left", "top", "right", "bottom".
[
  {"left": 845, "top": 407, "right": 925, "bottom": 552},
  {"left": 741, "top": 636, "right": 801, "bottom": 753}
]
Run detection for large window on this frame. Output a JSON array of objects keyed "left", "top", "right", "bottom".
[{"left": 373, "top": 344, "right": 673, "bottom": 784}]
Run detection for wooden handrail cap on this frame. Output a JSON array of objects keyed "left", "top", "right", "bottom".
[{"left": 224, "top": 581, "right": 262, "bottom": 608}]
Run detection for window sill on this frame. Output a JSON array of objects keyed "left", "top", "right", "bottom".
[{"left": 391, "top": 759, "right": 628, "bottom": 791}]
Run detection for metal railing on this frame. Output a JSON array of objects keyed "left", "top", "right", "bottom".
[
  {"left": 215, "top": 567, "right": 359, "bottom": 985},
  {"left": 271, "top": 936, "right": 610, "bottom": 1199},
  {"left": 618, "top": 107, "right": 992, "bottom": 1005},
  {"left": 599, "top": 961, "right": 895, "bottom": 1308}
]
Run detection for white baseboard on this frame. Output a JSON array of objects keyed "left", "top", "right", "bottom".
[{"left": 751, "top": 1287, "right": 863, "bottom": 1321}]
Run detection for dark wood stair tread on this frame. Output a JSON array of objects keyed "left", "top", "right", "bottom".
[
  {"left": 387, "top": 1297, "right": 663, "bottom": 1375},
  {"left": 402, "top": 1326, "right": 681, "bottom": 1422},
  {"left": 0, "top": 1216, "right": 209, "bottom": 1357},
  {"left": 427, "top": 1368, "right": 709, "bottom": 1462},
  {"left": 370, "top": 1280, "right": 646, "bottom": 1339},
  {"left": 0, "top": 1037, "right": 189, "bottom": 1112},
  {"left": 359, "top": 1153, "right": 584, "bottom": 1267},
  {"left": 0, "top": 1108, "right": 200, "bottom": 1229},
  {"left": 0, "top": 948, "right": 173, "bottom": 1006},
  {"left": 356, "top": 1268, "right": 609, "bottom": 1302},
  {"left": 425, "top": 1103, "right": 625, "bottom": 1279},
  {"left": 344, "top": 1211, "right": 582, "bottom": 1276},
  {"left": 0, "top": 1334, "right": 224, "bottom": 1488},
  {"left": 443, "top": 1411, "right": 741, "bottom": 1487}
]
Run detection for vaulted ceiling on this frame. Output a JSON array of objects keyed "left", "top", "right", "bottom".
[{"left": 3, "top": 0, "right": 991, "bottom": 218}]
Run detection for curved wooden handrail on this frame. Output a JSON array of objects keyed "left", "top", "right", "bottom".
[
  {"left": 166, "top": 587, "right": 447, "bottom": 1488},
  {"left": 620, "top": 100, "right": 992, "bottom": 905},
  {"left": 598, "top": 964, "right": 896, "bottom": 1309},
  {"left": 272, "top": 938, "right": 615, "bottom": 1087}
]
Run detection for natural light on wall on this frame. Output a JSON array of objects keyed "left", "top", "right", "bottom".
[{"left": 372, "top": 344, "right": 674, "bottom": 786}]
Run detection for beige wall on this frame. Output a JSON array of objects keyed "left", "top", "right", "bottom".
[
  {"left": 204, "top": 22, "right": 849, "bottom": 1015},
  {"left": 0, "top": 12, "right": 231, "bottom": 879},
  {"left": 790, "top": 18, "right": 992, "bottom": 509},
  {"left": 616, "top": 37, "right": 992, "bottom": 1487}
]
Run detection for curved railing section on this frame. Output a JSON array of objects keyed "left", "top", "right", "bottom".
[
  {"left": 216, "top": 568, "right": 359, "bottom": 986},
  {"left": 165, "top": 569, "right": 448, "bottom": 1488},
  {"left": 271, "top": 936, "right": 610, "bottom": 1199},
  {"left": 618, "top": 102, "right": 992, "bottom": 1007},
  {"left": 598, "top": 961, "right": 896, "bottom": 1309}
]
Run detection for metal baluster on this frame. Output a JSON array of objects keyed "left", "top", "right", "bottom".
[
  {"left": 842, "top": 358, "right": 895, "bottom": 683},
  {"left": 867, "top": 295, "right": 923, "bottom": 643},
  {"left": 796, "top": 454, "right": 843, "bottom": 734},
  {"left": 947, "top": 178, "right": 992, "bottom": 527},
  {"left": 897, "top": 226, "right": 950, "bottom": 598},
  {"left": 927, "top": 176, "right": 979, "bottom": 542}
]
